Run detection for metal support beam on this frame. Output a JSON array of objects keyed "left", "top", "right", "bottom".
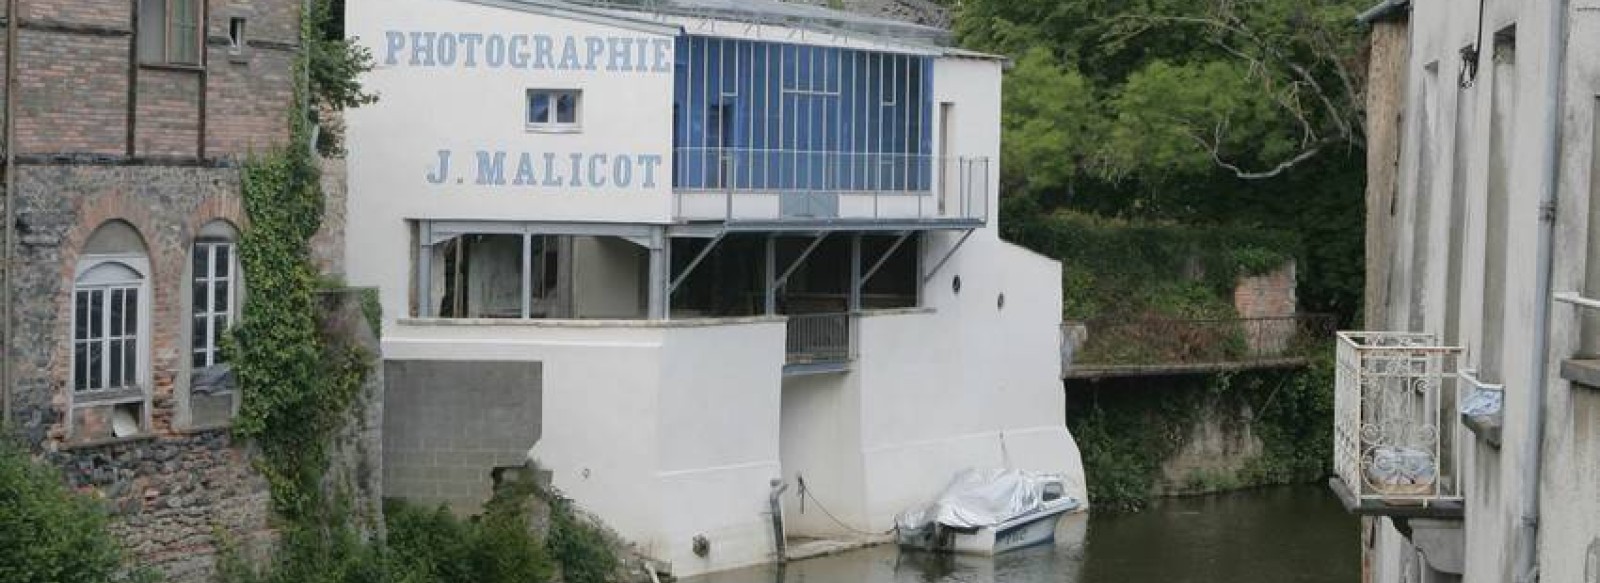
[
  {"left": 765, "top": 235, "right": 777, "bottom": 315},
  {"left": 648, "top": 227, "right": 669, "bottom": 320},
  {"left": 521, "top": 233, "right": 533, "bottom": 319},
  {"left": 921, "top": 229, "right": 975, "bottom": 285},
  {"left": 417, "top": 221, "right": 434, "bottom": 318},
  {"left": 773, "top": 233, "right": 829, "bottom": 293},
  {"left": 861, "top": 231, "right": 912, "bottom": 288},
  {"left": 849, "top": 234, "right": 863, "bottom": 312},
  {"left": 668, "top": 233, "right": 726, "bottom": 295}
]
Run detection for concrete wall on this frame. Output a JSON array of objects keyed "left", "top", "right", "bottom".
[
  {"left": 572, "top": 236, "right": 647, "bottom": 318},
  {"left": 1363, "top": 0, "right": 1600, "bottom": 580},
  {"left": 380, "top": 318, "right": 788, "bottom": 575},
  {"left": 383, "top": 360, "right": 542, "bottom": 514}
]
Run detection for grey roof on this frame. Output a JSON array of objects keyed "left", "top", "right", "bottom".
[
  {"left": 560, "top": 0, "right": 954, "bottom": 46},
  {"left": 1356, "top": 0, "right": 1410, "bottom": 24}
]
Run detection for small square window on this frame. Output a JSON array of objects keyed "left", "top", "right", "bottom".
[
  {"left": 228, "top": 17, "right": 247, "bottom": 56},
  {"left": 527, "top": 89, "right": 581, "bottom": 132}
]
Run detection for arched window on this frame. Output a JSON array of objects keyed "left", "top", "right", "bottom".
[
  {"left": 191, "top": 221, "right": 240, "bottom": 371},
  {"left": 71, "top": 221, "right": 151, "bottom": 439}
]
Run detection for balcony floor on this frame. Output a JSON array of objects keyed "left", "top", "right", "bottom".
[{"left": 1327, "top": 477, "right": 1464, "bottom": 519}]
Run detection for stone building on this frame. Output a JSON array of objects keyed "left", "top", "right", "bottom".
[
  {"left": 0, "top": 0, "right": 313, "bottom": 579},
  {"left": 1337, "top": 0, "right": 1600, "bottom": 581}
]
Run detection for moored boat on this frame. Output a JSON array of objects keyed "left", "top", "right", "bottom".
[{"left": 894, "top": 468, "right": 1083, "bottom": 555}]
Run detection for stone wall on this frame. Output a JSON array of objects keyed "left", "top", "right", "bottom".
[{"left": 47, "top": 430, "right": 274, "bottom": 582}]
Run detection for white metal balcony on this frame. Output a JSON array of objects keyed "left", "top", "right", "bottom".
[{"left": 1332, "top": 332, "right": 1464, "bottom": 514}]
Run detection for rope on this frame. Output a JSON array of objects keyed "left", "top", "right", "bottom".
[{"left": 797, "top": 475, "right": 896, "bottom": 537}]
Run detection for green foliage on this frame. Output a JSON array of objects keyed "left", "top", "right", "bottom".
[
  {"left": 307, "top": 0, "right": 377, "bottom": 155},
  {"left": 218, "top": 524, "right": 416, "bottom": 583},
  {"left": 1067, "top": 361, "right": 1336, "bottom": 512},
  {"left": 0, "top": 440, "right": 126, "bottom": 583},
  {"left": 384, "top": 498, "right": 555, "bottom": 583},
  {"left": 543, "top": 495, "right": 619, "bottom": 583},
  {"left": 957, "top": 0, "right": 1366, "bottom": 185},
  {"left": 1005, "top": 209, "right": 1293, "bottom": 321}
]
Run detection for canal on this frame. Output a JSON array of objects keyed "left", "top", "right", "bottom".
[{"left": 685, "top": 485, "right": 1359, "bottom": 583}]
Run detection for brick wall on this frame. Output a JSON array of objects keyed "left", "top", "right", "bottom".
[
  {"left": 16, "top": 31, "right": 129, "bottom": 155},
  {"left": 1234, "top": 262, "right": 1298, "bottom": 319},
  {"left": 135, "top": 69, "right": 202, "bottom": 156}
]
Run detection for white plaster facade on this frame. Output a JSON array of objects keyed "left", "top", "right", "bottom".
[
  {"left": 1357, "top": 0, "right": 1600, "bottom": 581},
  {"left": 343, "top": 0, "right": 1084, "bottom": 576}
]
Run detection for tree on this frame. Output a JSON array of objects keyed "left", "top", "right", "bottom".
[{"left": 961, "top": 0, "right": 1367, "bottom": 185}]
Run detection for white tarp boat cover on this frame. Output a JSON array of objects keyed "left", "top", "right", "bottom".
[{"left": 894, "top": 468, "right": 1064, "bottom": 531}]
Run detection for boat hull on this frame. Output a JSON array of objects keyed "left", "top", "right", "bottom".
[{"left": 897, "top": 501, "right": 1079, "bottom": 555}]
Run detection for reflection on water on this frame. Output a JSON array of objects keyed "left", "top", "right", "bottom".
[{"left": 685, "top": 485, "right": 1359, "bottom": 583}]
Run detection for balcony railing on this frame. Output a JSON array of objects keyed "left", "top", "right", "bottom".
[
  {"left": 1333, "top": 332, "right": 1464, "bottom": 510},
  {"left": 673, "top": 148, "right": 990, "bottom": 224},
  {"left": 1063, "top": 315, "right": 1336, "bottom": 377},
  {"left": 786, "top": 313, "right": 853, "bottom": 370}
]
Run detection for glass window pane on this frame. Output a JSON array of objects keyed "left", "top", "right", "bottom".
[
  {"left": 124, "top": 339, "right": 137, "bottom": 387},
  {"left": 74, "top": 291, "right": 90, "bottom": 341},
  {"left": 138, "top": 0, "right": 166, "bottom": 63},
  {"left": 557, "top": 93, "right": 578, "bottom": 124},
  {"left": 74, "top": 344, "right": 87, "bottom": 392},
  {"left": 215, "top": 281, "right": 230, "bottom": 312},
  {"left": 194, "top": 279, "right": 210, "bottom": 314},
  {"left": 212, "top": 316, "right": 227, "bottom": 351},
  {"left": 109, "top": 289, "right": 125, "bottom": 337},
  {"left": 529, "top": 92, "right": 550, "bottom": 124},
  {"left": 109, "top": 339, "right": 124, "bottom": 388},
  {"left": 216, "top": 245, "right": 231, "bottom": 278},
  {"left": 87, "top": 343, "right": 103, "bottom": 390},
  {"left": 193, "top": 316, "right": 208, "bottom": 352},
  {"left": 88, "top": 290, "right": 104, "bottom": 340},
  {"left": 194, "top": 349, "right": 209, "bottom": 369},
  {"left": 125, "top": 289, "right": 139, "bottom": 338},
  {"left": 194, "top": 244, "right": 210, "bottom": 279}
]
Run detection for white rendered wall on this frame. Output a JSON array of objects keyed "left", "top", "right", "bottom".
[{"left": 381, "top": 318, "right": 786, "bottom": 576}]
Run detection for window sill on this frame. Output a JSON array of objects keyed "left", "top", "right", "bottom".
[
  {"left": 59, "top": 432, "right": 158, "bottom": 452},
  {"left": 525, "top": 125, "right": 583, "bottom": 134},
  {"left": 1462, "top": 412, "right": 1503, "bottom": 448},
  {"left": 139, "top": 62, "right": 204, "bottom": 73},
  {"left": 73, "top": 388, "right": 147, "bottom": 406},
  {"left": 1560, "top": 358, "right": 1600, "bottom": 389}
]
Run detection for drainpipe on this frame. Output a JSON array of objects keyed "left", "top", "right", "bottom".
[
  {"left": 1514, "top": 0, "right": 1570, "bottom": 580},
  {"left": 2, "top": 0, "right": 20, "bottom": 427}
]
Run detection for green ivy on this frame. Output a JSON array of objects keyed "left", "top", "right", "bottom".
[
  {"left": 1067, "top": 357, "right": 1335, "bottom": 512},
  {"left": 1003, "top": 209, "right": 1295, "bottom": 321}
]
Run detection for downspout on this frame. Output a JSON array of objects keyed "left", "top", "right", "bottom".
[
  {"left": 1514, "top": 0, "right": 1570, "bottom": 580},
  {"left": 2, "top": 0, "right": 19, "bottom": 427}
]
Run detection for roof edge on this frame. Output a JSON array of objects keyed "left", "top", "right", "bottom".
[
  {"left": 1356, "top": 0, "right": 1410, "bottom": 25},
  {"left": 455, "top": 0, "right": 684, "bottom": 35}
]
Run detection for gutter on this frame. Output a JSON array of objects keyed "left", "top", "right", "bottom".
[
  {"left": 1515, "top": 0, "right": 1571, "bottom": 580},
  {"left": 1356, "top": 0, "right": 1410, "bottom": 25},
  {"left": 2, "top": 0, "right": 18, "bottom": 427}
]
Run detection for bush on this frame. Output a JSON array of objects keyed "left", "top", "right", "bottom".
[
  {"left": 0, "top": 440, "right": 125, "bottom": 583},
  {"left": 384, "top": 495, "right": 555, "bottom": 583}
]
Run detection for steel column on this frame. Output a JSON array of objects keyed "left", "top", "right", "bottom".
[
  {"left": 648, "top": 227, "right": 669, "bottom": 320},
  {"left": 849, "top": 234, "right": 863, "bottom": 312},
  {"left": 417, "top": 221, "right": 434, "bottom": 318}
]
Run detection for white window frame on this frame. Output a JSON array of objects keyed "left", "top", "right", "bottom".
[
  {"left": 70, "top": 256, "right": 151, "bottom": 397},
  {"left": 192, "top": 240, "right": 239, "bottom": 370},
  {"left": 526, "top": 89, "right": 583, "bottom": 133}
]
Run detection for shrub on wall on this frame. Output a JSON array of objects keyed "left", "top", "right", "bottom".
[{"left": 0, "top": 440, "right": 126, "bottom": 583}]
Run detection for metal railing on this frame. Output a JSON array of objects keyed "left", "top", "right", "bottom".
[
  {"left": 673, "top": 148, "right": 990, "bottom": 223},
  {"left": 1066, "top": 315, "right": 1337, "bottom": 370},
  {"left": 785, "top": 312, "right": 853, "bottom": 365},
  {"left": 1334, "top": 332, "right": 1464, "bottom": 506}
]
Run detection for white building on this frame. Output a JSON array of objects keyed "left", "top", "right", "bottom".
[
  {"left": 342, "top": 0, "right": 1085, "bottom": 576},
  {"left": 1339, "top": 0, "right": 1600, "bottom": 581}
]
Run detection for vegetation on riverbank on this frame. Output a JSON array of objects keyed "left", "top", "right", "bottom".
[{"left": 1067, "top": 352, "right": 1335, "bottom": 512}]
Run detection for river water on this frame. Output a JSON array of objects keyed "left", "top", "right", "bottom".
[{"left": 685, "top": 485, "right": 1359, "bottom": 583}]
